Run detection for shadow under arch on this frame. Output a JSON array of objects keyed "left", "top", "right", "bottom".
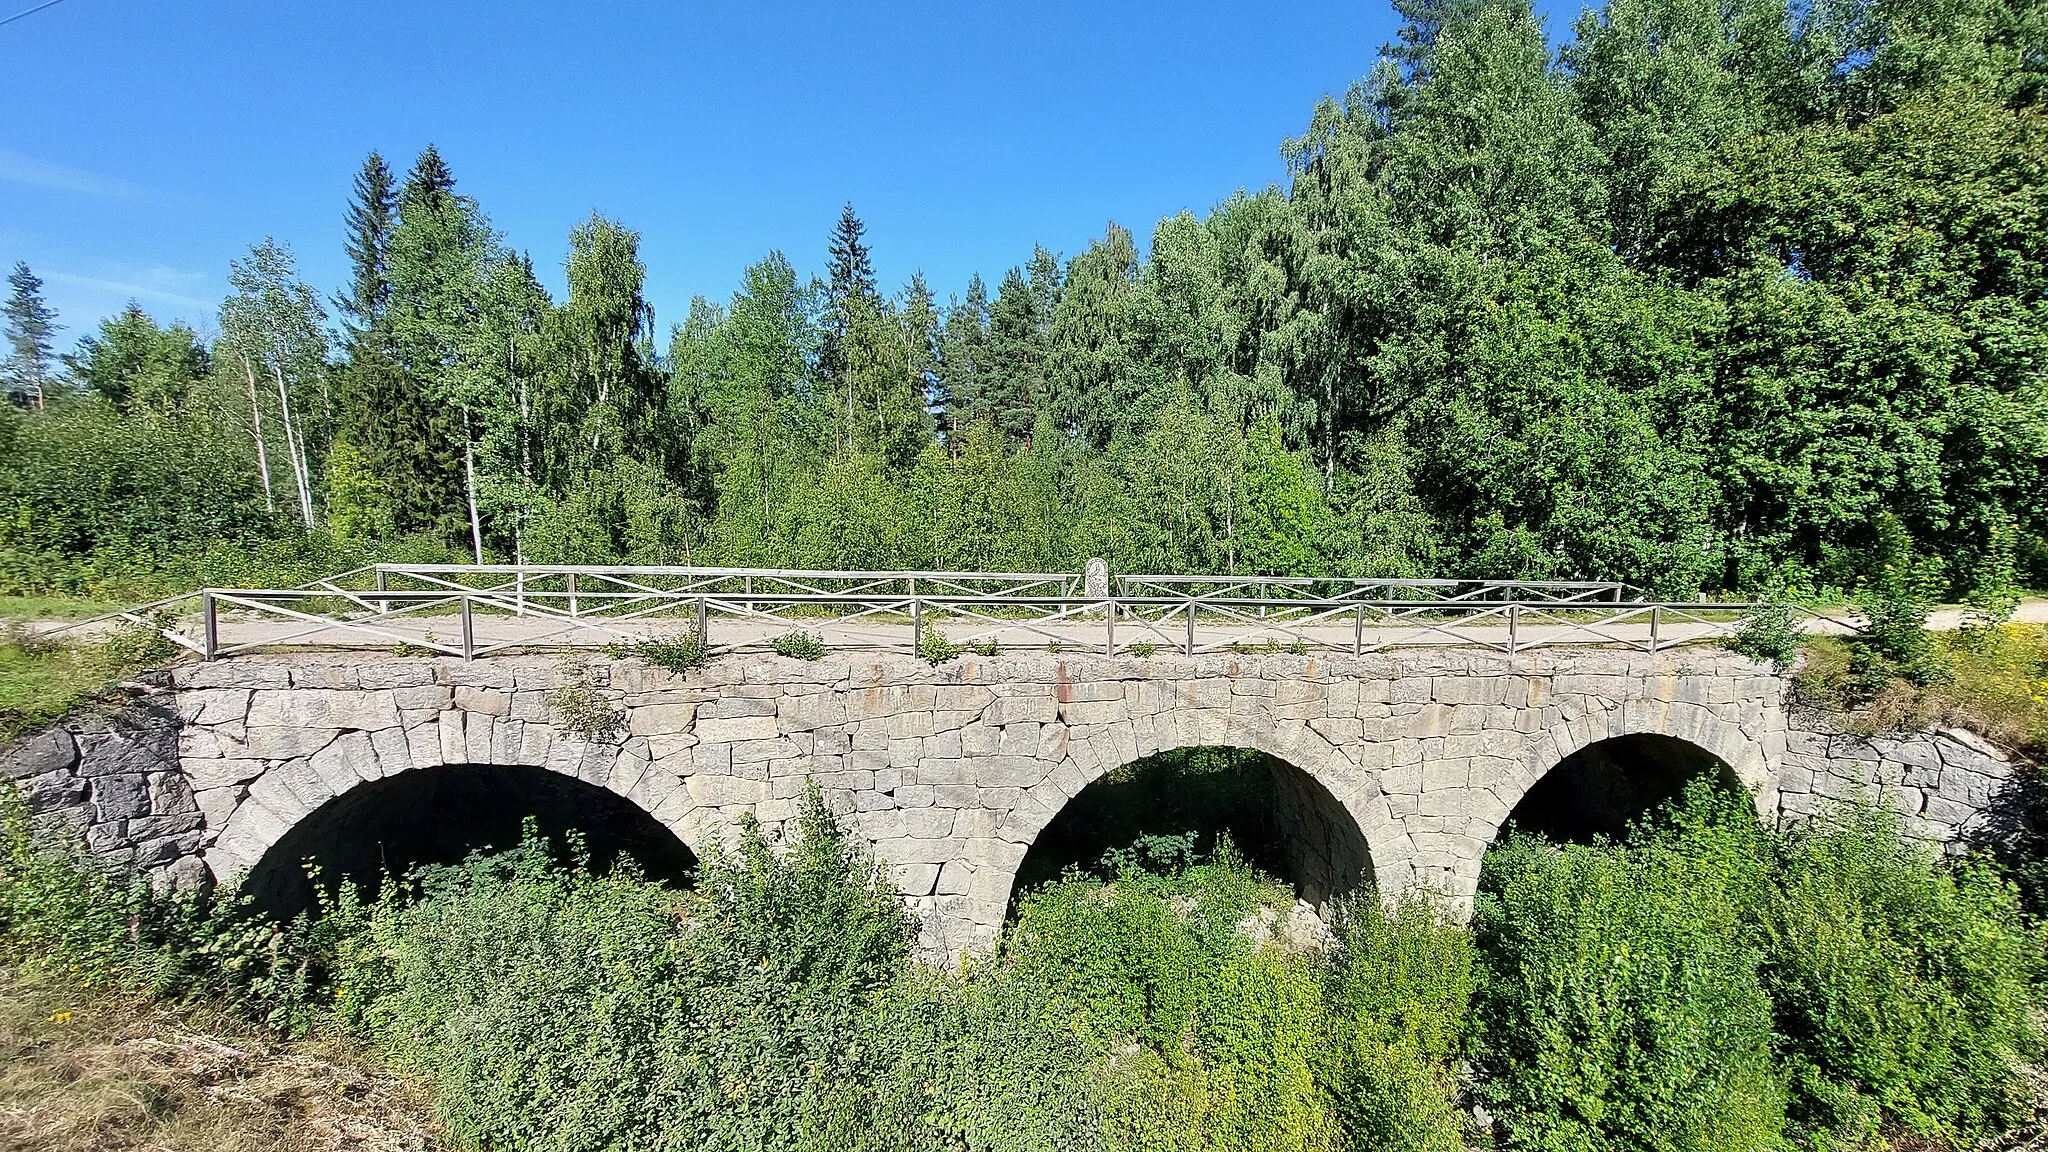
[
  {"left": 1502, "top": 732, "right": 1748, "bottom": 846},
  {"left": 241, "top": 763, "right": 699, "bottom": 917},
  {"left": 1008, "top": 746, "right": 1374, "bottom": 915}
]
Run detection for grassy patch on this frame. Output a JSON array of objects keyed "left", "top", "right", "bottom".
[
  {"left": 0, "top": 624, "right": 181, "bottom": 742},
  {"left": 0, "top": 596, "right": 132, "bottom": 621},
  {"left": 1795, "top": 624, "right": 2048, "bottom": 760},
  {"left": 0, "top": 972, "right": 441, "bottom": 1152}
]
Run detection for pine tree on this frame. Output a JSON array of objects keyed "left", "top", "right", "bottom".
[{"left": 3, "top": 262, "right": 59, "bottom": 409}]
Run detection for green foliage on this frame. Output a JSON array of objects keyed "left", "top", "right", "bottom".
[
  {"left": 1728, "top": 590, "right": 1801, "bottom": 668},
  {"left": 1128, "top": 641, "right": 1157, "bottom": 658},
  {"left": 0, "top": 619, "right": 180, "bottom": 740},
  {"left": 608, "top": 628, "right": 706, "bottom": 673},
  {"left": 919, "top": 625, "right": 964, "bottom": 665},
  {"left": 772, "top": 630, "right": 828, "bottom": 659},
  {"left": 1853, "top": 513, "right": 1948, "bottom": 687},
  {"left": 1472, "top": 788, "right": 1787, "bottom": 1152},
  {"left": 543, "top": 680, "right": 624, "bottom": 743},
  {"left": 1320, "top": 894, "right": 1476, "bottom": 1152},
  {"left": 0, "top": 785, "right": 343, "bottom": 1030},
  {"left": 1761, "top": 804, "right": 2042, "bottom": 1145}
]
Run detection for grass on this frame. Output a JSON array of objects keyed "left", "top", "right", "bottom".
[
  {"left": 0, "top": 595, "right": 132, "bottom": 621},
  {"left": 0, "top": 624, "right": 181, "bottom": 742},
  {"left": 1795, "top": 623, "right": 2048, "bottom": 761},
  {"left": 0, "top": 972, "right": 442, "bottom": 1152}
]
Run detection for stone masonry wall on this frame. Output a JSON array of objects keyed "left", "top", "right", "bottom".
[
  {"left": 1779, "top": 713, "right": 2017, "bottom": 850},
  {"left": 0, "top": 647, "right": 2026, "bottom": 958},
  {"left": 1, "top": 680, "right": 207, "bottom": 889}
]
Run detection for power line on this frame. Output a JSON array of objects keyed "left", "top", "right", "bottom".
[{"left": 0, "top": 0, "right": 68, "bottom": 29}]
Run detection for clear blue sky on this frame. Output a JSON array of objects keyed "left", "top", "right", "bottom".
[{"left": 2, "top": 0, "right": 1401, "bottom": 351}]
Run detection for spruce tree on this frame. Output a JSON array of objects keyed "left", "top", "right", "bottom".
[
  {"left": 822, "top": 203, "right": 879, "bottom": 452},
  {"left": 339, "top": 150, "right": 397, "bottom": 336},
  {"left": 3, "top": 262, "right": 59, "bottom": 409}
]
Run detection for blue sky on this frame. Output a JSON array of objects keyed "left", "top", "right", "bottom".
[{"left": 2, "top": 1, "right": 1401, "bottom": 351}]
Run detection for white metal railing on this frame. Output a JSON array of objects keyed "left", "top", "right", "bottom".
[{"left": 30, "top": 564, "right": 1828, "bottom": 662}]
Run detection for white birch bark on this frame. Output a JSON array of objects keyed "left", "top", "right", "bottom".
[{"left": 238, "top": 351, "right": 276, "bottom": 513}]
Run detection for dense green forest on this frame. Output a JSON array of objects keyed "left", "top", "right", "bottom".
[{"left": 3, "top": 0, "right": 2046, "bottom": 598}]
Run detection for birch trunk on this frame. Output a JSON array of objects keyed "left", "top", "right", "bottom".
[
  {"left": 269, "top": 359, "right": 314, "bottom": 528},
  {"left": 238, "top": 351, "right": 275, "bottom": 513},
  {"left": 463, "top": 406, "right": 485, "bottom": 564}
]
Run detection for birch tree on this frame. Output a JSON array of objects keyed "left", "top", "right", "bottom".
[{"left": 220, "top": 240, "right": 329, "bottom": 529}]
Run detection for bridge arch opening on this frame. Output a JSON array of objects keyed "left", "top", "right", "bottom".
[
  {"left": 1009, "top": 747, "right": 1373, "bottom": 915},
  {"left": 1502, "top": 733, "right": 1746, "bottom": 846},
  {"left": 241, "top": 763, "right": 697, "bottom": 916}
]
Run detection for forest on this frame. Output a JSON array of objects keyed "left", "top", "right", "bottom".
[{"left": 2, "top": 0, "right": 2043, "bottom": 601}]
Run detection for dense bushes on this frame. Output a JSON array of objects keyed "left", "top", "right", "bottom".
[{"left": 2, "top": 775, "right": 2041, "bottom": 1152}]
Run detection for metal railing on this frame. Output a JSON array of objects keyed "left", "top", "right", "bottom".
[{"left": 26, "top": 564, "right": 1822, "bottom": 662}]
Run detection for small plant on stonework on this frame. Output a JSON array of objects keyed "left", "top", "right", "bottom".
[
  {"left": 1229, "top": 640, "right": 1256, "bottom": 655},
  {"left": 1285, "top": 639, "right": 1309, "bottom": 656},
  {"left": 1129, "top": 641, "right": 1157, "bottom": 658},
  {"left": 547, "top": 681, "right": 625, "bottom": 743},
  {"left": 1728, "top": 591, "right": 1800, "bottom": 668},
  {"left": 967, "top": 637, "right": 999, "bottom": 657},
  {"left": 606, "top": 628, "right": 707, "bottom": 673},
  {"left": 772, "top": 631, "right": 827, "bottom": 660},
  {"left": 1045, "top": 639, "right": 1064, "bottom": 654},
  {"left": 919, "top": 627, "right": 964, "bottom": 665}
]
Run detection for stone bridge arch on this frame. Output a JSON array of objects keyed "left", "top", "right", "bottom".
[
  {"left": 1430, "top": 698, "right": 1776, "bottom": 905},
  {"left": 184, "top": 662, "right": 708, "bottom": 899}
]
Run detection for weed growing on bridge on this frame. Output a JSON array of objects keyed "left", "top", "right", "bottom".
[
  {"left": 544, "top": 682, "right": 625, "bottom": 743},
  {"left": 771, "top": 630, "right": 827, "bottom": 660},
  {"left": 607, "top": 629, "right": 708, "bottom": 673},
  {"left": 918, "top": 627, "right": 963, "bottom": 665}
]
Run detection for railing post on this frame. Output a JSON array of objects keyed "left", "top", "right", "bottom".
[
  {"left": 567, "top": 573, "right": 578, "bottom": 618},
  {"left": 1105, "top": 597, "right": 1116, "bottom": 656},
  {"left": 695, "top": 596, "right": 709, "bottom": 646},
  {"left": 744, "top": 574, "right": 753, "bottom": 618},
  {"left": 1354, "top": 602, "right": 1364, "bottom": 657},
  {"left": 515, "top": 568, "right": 526, "bottom": 616},
  {"left": 374, "top": 567, "right": 388, "bottom": 616},
  {"left": 201, "top": 592, "right": 218, "bottom": 661},
  {"left": 1507, "top": 602, "right": 1519, "bottom": 655},
  {"left": 912, "top": 596, "right": 924, "bottom": 654},
  {"left": 460, "top": 596, "right": 474, "bottom": 662},
  {"left": 1185, "top": 601, "right": 1196, "bottom": 656},
  {"left": 1648, "top": 604, "right": 1661, "bottom": 653}
]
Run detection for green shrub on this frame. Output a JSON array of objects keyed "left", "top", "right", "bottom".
[
  {"left": 0, "top": 786, "right": 342, "bottom": 1029},
  {"left": 609, "top": 628, "right": 707, "bottom": 673},
  {"left": 772, "top": 630, "right": 828, "bottom": 659},
  {"left": 1320, "top": 894, "right": 1475, "bottom": 1152},
  {"left": 337, "top": 789, "right": 915, "bottom": 1152},
  {"left": 1472, "top": 789, "right": 1786, "bottom": 1152},
  {"left": 544, "top": 680, "right": 624, "bottom": 742},
  {"left": 919, "top": 626, "right": 964, "bottom": 664},
  {"left": 1760, "top": 803, "right": 2042, "bottom": 1145},
  {"left": 1728, "top": 592, "right": 1800, "bottom": 668}
]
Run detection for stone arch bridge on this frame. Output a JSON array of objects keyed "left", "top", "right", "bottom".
[{"left": 5, "top": 567, "right": 2018, "bottom": 957}]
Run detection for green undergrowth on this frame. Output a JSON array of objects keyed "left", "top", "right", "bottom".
[
  {"left": 1796, "top": 624, "right": 2048, "bottom": 763},
  {"left": 2, "top": 777, "right": 2042, "bottom": 1152},
  {"left": 0, "top": 620, "right": 182, "bottom": 742}
]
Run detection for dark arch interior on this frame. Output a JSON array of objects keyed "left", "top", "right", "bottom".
[
  {"left": 1504, "top": 733, "right": 1744, "bottom": 845},
  {"left": 242, "top": 763, "right": 698, "bottom": 916},
  {"left": 1011, "top": 747, "right": 1374, "bottom": 913}
]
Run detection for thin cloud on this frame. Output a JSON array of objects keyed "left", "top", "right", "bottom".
[
  {"left": 0, "top": 148, "right": 158, "bottom": 203},
  {"left": 48, "top": 270, "right": 214, "bottom": 312}
]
